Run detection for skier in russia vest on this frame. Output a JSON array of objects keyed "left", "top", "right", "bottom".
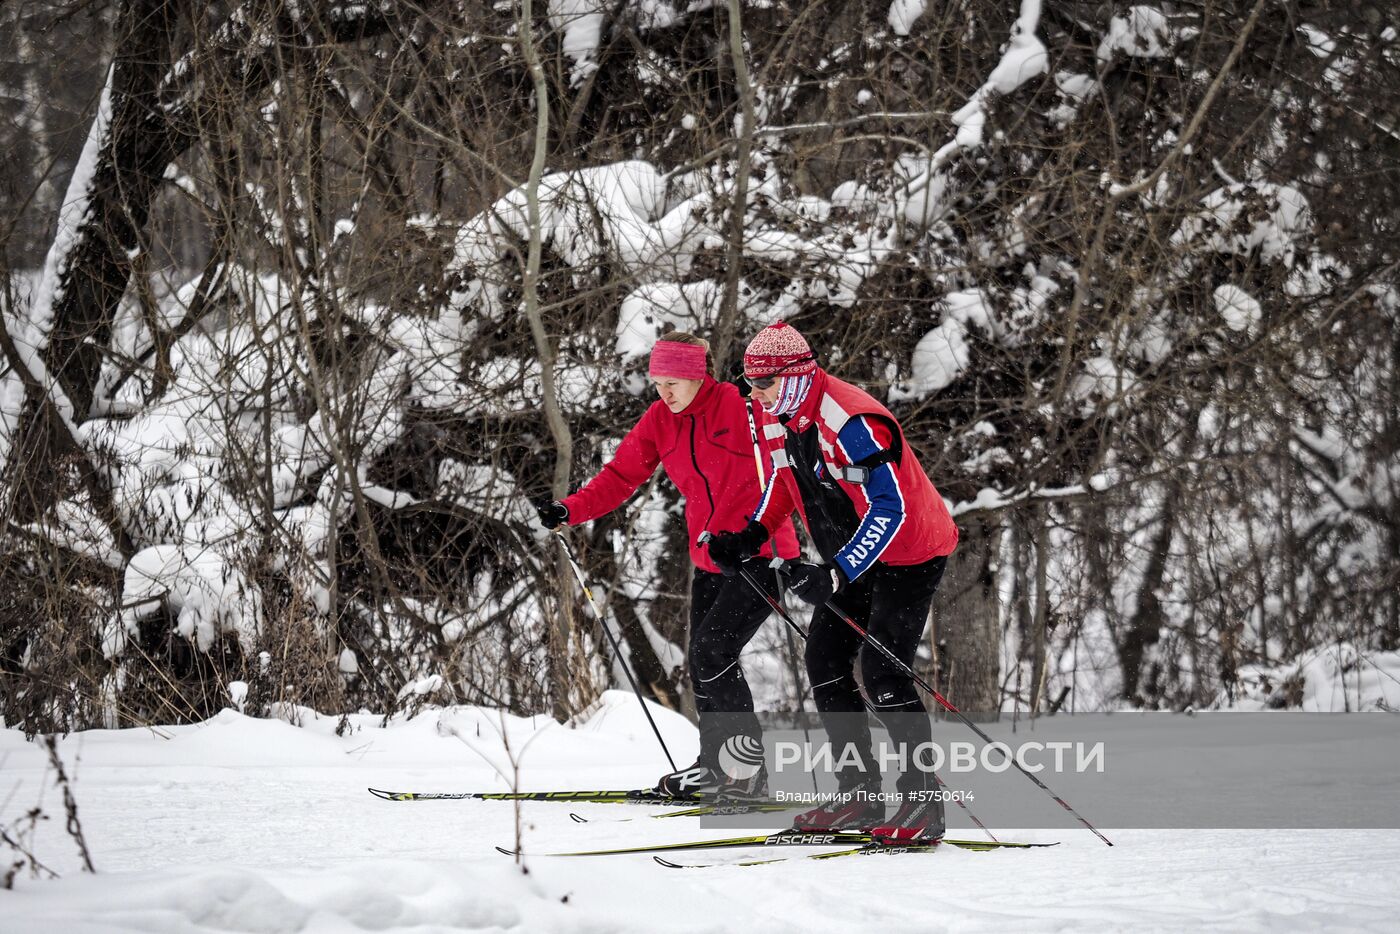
[
  {"left": 751, "top": 367, "right": 958, "bottom": 577},
  {"left": 703, "top": 320, "right": 959, "bottom": 844}
]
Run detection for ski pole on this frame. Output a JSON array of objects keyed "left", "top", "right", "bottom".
[
  {"left": 743, "top": 555, "right": 994, "bottom": 840},
  {"left": 697, "top": 532, "right": 809, "bottom": 642},
  {"left": 731, "top": 398, "right": 998, "bottom": 839},
  {"left": 741, "top": 394, "right": 767, "bottom": 487},
  {"left": 737, "top": 564, "right": 811, "bottom": 639},
  {"left": 702, "top": 532, "right": 995, "bottom": 839},
  {"left": 770, "top": 557, "right": 1113, "bottom": 847},
  {"left": 733, "top": 398, "right": 820, "bottom": 694},
  {"left": 742, "top": 549, "right": 996, "bottom": 838},
  {"left": 706, "top": 396, "right": 811, "bottom": 646},
  {"left": 553, "top": 529, "right": 677, "bottom": 772},
  {"left": 731, "top": 395, "right": 796, "bottom": 630},
  {"left": 698, "top": 538, "right": 843, "bottom": 802}
]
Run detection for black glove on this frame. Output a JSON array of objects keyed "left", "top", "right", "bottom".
[
  {"left": 783, "top": 562, "right": 844, "bottom": 606},
  {"left": 532, "top": 497, "right": 569, "bottom": 530},
  {"left": 706, "top": 521, "right": 769, "bottom": 575}
]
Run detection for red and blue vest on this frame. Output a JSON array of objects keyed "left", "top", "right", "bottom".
[{"left": 752, "top": 369, "right": 957, "bottom": 578}]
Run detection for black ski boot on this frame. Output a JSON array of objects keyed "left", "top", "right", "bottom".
[
  {"left": 654, "top": 760, "right": 720, "bottom": 798},
  {"left": 711, "top": 734, "right": 768, "bottom": 804},
  {"left": 714, "top": 764, "right": 769, "bottom": 806}
]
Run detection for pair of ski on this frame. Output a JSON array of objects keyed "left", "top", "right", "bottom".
[
  {"left": 495, "top": 830, "right": 1055, "bottom": 868},
  {"left": 369, "top": 787, "right": 1057, "bottom": 868},
  {"left": 367, "top": 785, "right": 790, "bottom": 819},
  {"left": 367, "top": 787, "right": 702, "bottom": 805}
]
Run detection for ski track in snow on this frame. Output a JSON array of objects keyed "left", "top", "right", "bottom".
[{"left": 2, "top": 698, "right": 1397, "bottom": 934}]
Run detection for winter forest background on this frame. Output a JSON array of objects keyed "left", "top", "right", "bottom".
[{"left": 1, "top": 0, "right": 1396, "bottom": 738}]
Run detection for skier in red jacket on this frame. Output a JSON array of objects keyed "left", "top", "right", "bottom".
[
  {"left": 706, "top": 322, "right": 959, "bottom": 841},
  {"left": 534, "top": 332, "right": 799, "bottom": 799}
]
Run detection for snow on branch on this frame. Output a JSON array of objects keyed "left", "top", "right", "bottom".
[
  {"left": 103, "top": 544, "right": 263, "bottom": 659},
  {"left": 157, "top": 0, "right": 399, "bottom": 131},
  {"left": 951, "top": 475, "right": 1113, "bottom": 519},
  {"left": 0, "top": 69, "right": 115, "bottom": 475},
  {"left": 893, "top": 0, "right": 1048, "bottom": 225},
  {"left": 1170, "top": 183, "right": 1313, "bottom": 271},
  {"left": 450, "top": 161, "right": 717, "bottom": 319}
]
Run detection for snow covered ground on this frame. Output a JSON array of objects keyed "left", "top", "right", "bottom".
[{"left": 3, "top": 693, "right": 1398, "bottom": 933}]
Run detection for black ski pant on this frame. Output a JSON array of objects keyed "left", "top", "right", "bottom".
[
  {"left": 689, "top": 563, "right": 781, "bottom": 770},
  {"left": 805, "top": 555, "right": 947, "bottom": 793}
]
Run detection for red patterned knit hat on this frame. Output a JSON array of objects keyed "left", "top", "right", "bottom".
[{"left": 743, "top": 322, "right": 816, "bottom": 378}]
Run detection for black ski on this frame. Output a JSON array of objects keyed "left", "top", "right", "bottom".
[
  {"left": 495, "top": 831, "right": 1056, "bottom": 858},
  {"left": 368, "top": 786, "right": 702, "bottom": 805},
  {"left": 653, "top": 837, "right": 1057, "bottom": 868},
  {"left": 567, "top": 802, "right": 795, "bottom": 823},
  {"left": 654, "top": 842, "right": 938, "bottom": 867}
]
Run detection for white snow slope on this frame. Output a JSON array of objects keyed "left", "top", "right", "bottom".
[{"left": 2, "top": 692, "right": 1397, "bottom": 934}]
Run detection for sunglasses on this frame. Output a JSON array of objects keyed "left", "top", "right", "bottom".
[{"left": 745, "top": 356, "right": 814, "bottom": 391}]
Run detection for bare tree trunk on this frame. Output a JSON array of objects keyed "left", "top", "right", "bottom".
[
  {"left": 15, "top": 10, "right": 59, "bottom": 253},
  {"left": 1116, "top": 493, "right": 1176, "bottom": 705},
  {"left": 519, "top": 0, "right": 578, "bottom": 722},
  {"left": 1386, "top": 338, "right": 1400, "bottom": 649},
  {"left": 930, "top": 516, "right": 1002, "bottom": 717},
  {"left": 711, "top": 0, "right": 756, "bottom": 374},
  {"left": 1030, "top": 505, "right": 1050, "bottom": 715},
  {"left": 4, "top": 0, "right": 182, "bottom": 525},
  {"left": 2, "top": 1, "right": 406, "bottom": 522},
  {"left": 1116, "top": 405, "right": 1202, "bottom": 704}
]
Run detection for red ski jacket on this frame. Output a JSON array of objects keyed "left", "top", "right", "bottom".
[
  {"left": 562, "top": 377, "right": 800, "bottom": 574},
  {"left": 751, "top": 369, "right": 958, "bottom": 576}
]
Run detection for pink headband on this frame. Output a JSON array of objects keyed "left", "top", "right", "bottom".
[{"left": 649, "top": 341, "right": 708, "bottom": 380}]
